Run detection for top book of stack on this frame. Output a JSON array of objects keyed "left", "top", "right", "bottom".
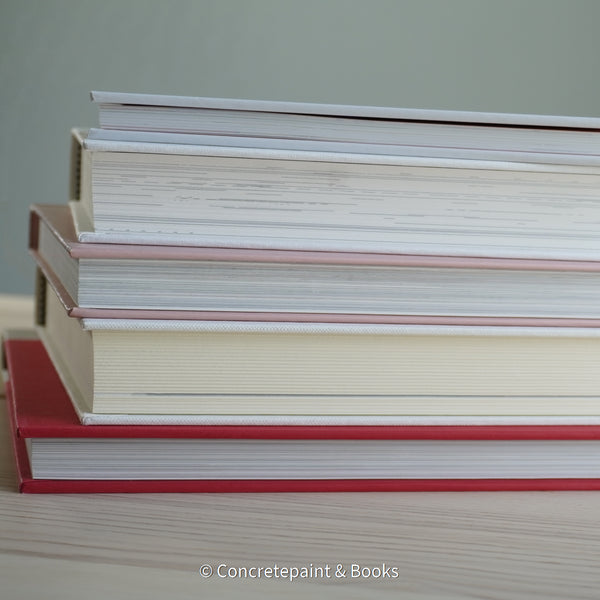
[
  {"left": 74, "top": 91, "right": 600, "bottom": 258},
  {"left": 88, "top": 90, "right": 600, "bottom": 163}
]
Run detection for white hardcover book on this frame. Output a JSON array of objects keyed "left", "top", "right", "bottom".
[
  {"left": 90, "top": 91, "right": 600, "bottom": 163},
  {"left": 70, "top": 129, "right": 600, "bottom": 260}
]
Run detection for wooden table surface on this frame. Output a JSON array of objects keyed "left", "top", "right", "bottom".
[{"left": 2, "top": 293, "right": 600, "bottom": 599}]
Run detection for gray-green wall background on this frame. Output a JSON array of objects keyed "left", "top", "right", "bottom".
[{"left": 2, "top": 0, "right": 600, "bottom": 294}]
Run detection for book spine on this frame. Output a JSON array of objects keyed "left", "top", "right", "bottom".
[
  {"left": 34, "top": 268, "right": 47, "bottom": 327},
  {"left": 69, "top": 129, "right": 85, "bottom": 202},
  {"left": 28, "top": 208, "right": 40, "bottom": 252}
]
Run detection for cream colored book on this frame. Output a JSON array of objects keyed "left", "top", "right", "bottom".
[{"left": 36, "top": 273, "right": 600, "bottom": 424}]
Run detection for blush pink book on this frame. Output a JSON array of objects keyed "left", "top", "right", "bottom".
[{"left": 29, "top": 204, "right": 600, "bottom": 327}]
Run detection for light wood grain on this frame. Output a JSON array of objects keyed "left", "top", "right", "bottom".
[{"left": 3, "top": 294, "right": 600, "bottom": 599}]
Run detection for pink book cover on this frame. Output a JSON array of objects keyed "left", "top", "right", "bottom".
[{"left": 29, "top": 204, "right": 600, "bottom": 327}]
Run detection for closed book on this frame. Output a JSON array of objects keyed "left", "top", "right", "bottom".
[
  {"left": 30, "top": 203, "right": 600, "bottom": 325},
  {"left": 90, "top": 91, "right": 600, "bottom": 165},
  {"left": 71, "top": 129, "right": 600, "bottom": 259},
  {"left": 6, "top": 335, "right": 600, "bottom": 494},
  {"left": 34, "top": 272, "right": 600, "bottom": 425}
]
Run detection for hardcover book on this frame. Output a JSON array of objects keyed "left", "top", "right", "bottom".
[
  {"left": 34, "top": 272, "right": 600, "bottom": 425},
  {"left": 7, "top": 335, "right": 600, "bottom": 494},
  {"left": 70, "top": 128, "right": 600, "bottom": 258},
  {"left": 89, "top": 90, "right": 600, "bottom": 165},
  {"left": 30, "top": 203, "right": 600, "bottom": 325}
]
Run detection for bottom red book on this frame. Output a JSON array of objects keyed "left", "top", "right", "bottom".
[{"left": 5, "top": 336, "right": 600, "bottom": 493}]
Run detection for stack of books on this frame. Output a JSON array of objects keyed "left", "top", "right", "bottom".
[{"left": 5, "top": 91, "right": 600, "bottom": 493}]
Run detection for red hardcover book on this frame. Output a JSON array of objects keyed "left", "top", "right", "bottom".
[{"left": 5, "top": 336, "right": 600, "bottom": 493}]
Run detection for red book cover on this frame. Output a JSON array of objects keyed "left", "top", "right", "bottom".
[{"left": 5, "top": 337, "right": 600, "bottom": 493}]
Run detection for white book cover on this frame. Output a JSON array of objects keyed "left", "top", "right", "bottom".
[
  {"left": 71, "top": 129, "right": 600, "bottom": 259},
  {"left": 89, "top": 91, "right": 600, "bottom": 167},
  {"left": 90, "top": 90, "right": 600, "bottom": 128}
]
